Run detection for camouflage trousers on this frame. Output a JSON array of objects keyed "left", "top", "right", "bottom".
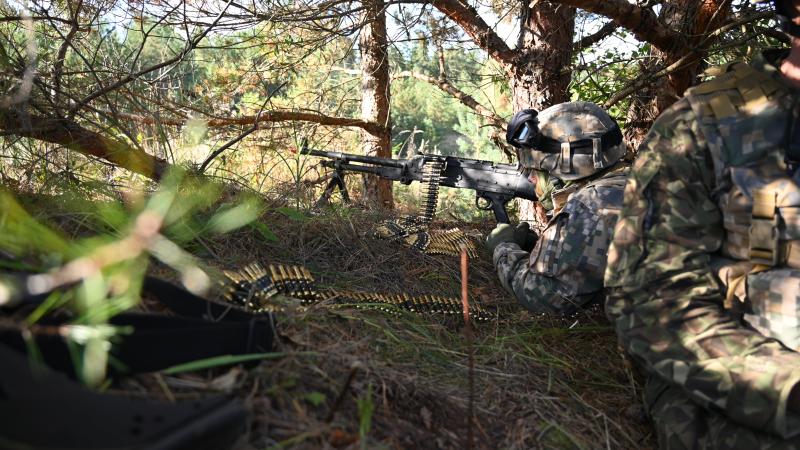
[{"left": 646, "top": 377, "right": 800, "bottom": 449}]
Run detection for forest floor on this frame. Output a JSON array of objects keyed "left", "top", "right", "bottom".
[{"left": 23, "top": 191, "right": 655, "bottom": 450}]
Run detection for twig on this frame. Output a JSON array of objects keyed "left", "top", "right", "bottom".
[
  {"left": 69, "top": 0, "right": 236, "bottom": 117},
  {"left": 604, "top": 10, "right": 775, "bottom": 107},
  {"left": 198, "top": 81, "right": 287, "bottom": 173},
  {"left": 325, "top": 363, "right": 360, "bottom": 423}
]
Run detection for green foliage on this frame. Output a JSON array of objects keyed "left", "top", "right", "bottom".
[
  {"left": 0, "top": 191, "right": 72, "bottom": 261},
  {"left": 276, "top": 206, "right": 309, "bottom": 222},
  {"left": 570, "top": 29, "right": 648, "bottom": 125},
  {"left": 304, "top": 391, "right": 327, "bottom": 407},
  {"left": 357, "top": 383, "right": 375, "bottom": 447},
  {"left": 0, "top": 169, "right": 270, "bottom": 386},
  {"left": 390, "top": 42, "right": 510, "bottom": 160},
  {"left": 163, "top": 352, "right": 291, "bottom": 375}
]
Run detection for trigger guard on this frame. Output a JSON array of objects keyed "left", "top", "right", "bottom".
[{"left": 476, "top": 195, "right": 492, "bottom": 210}]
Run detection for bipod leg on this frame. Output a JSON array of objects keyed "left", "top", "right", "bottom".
[
  {"left": 315, "top": 170, "right": 350, "bottom": 207},
  {"left": 336, "top": 171, "right": 350, "bottom": 203}
]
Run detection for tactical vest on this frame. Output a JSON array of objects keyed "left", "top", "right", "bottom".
[
  {"left": 685, "top": 61, "right": 800, "bottom": 350},
  {"left": 530, "top": 168, "right": 628, "bottom": 299}
]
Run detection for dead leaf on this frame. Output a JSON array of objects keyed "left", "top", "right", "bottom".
[
  {"left": 210, "top": 367, "right": 243, "bottom": 392},
  {"left": 421, "top": 406, "right": 432, "bottom": 430},
  {"left": 329, "top": 428, "right": 358, "bottom": 448}
]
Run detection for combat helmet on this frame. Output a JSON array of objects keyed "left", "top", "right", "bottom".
[{"left": 506, "top": 101, "right": 625, "bottom": 181}]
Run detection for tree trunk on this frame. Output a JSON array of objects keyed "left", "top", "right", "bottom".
[
  {"left": 625, "top": 0, "right": 730, "bottom": 148},
  {"left": 511, "top": 2, "right": 575, "bottom": 111},
  {"left": 512, "top": 2, "right": 575, "bottom": 225},
  {"left": 359, "top": 0, "right": 393, "bottom": 209}
]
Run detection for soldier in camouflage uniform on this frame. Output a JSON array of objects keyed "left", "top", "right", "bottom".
[
  {"left": 604, "top": 0, "right": 800, "bottom": 447},
  {"left": 486, "top": 102, "right": 629, "bottom": 314}
]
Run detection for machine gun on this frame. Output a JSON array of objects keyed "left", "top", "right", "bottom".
[{"left": 300, "top": 142, "right": 537, "bottom": 223}]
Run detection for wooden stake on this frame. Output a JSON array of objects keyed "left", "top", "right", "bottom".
[{"left": 460, "top": 245, "right": 474, "bottom": 450}]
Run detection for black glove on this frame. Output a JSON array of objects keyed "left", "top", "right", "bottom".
[
  {"left": 515, "top": 222, "right": 537, "bottom": 252},
  {"left": 485, "top": 222, "right": 537, "bottom": 255}
]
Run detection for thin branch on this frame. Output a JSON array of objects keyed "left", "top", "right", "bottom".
[
  {"left": 551, "top": 0, "right": 680, "bottom": 52},
  {"left": 0, "top": 111, "right": 169, "bottom": 180},
  {"left": 53, "top": 0, "right": 83, "bottom": 114},
  {"left": 427, "top": 0, "right": 517, "bottom": 70},
  {"left": 198, "top": 82, "right": 287, "bottom": 172},
  {"left": 0, "top": 15, "right": 74, "bottom": 25},
  {"left": 604, "top": 10, "right": 776, "bottom": 107},
  {"left": 103, "top": 110, "right": 384, "bottom": 134},
  {"left": 394, "top": 71, "right": 504, "bottom": 126},
  {"left": 69, "top": 0, "right": 236, "bottom": 116},
  {"left": 573, "top": 20, "right": 618, "bottom": 52}
]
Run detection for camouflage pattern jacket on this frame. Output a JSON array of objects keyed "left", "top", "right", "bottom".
[
  {"left": 494, "top": 166, "right": 628, "bottom": 314},
  {"left": 605, "top": 50, "right": 800, "bottom": 439}
]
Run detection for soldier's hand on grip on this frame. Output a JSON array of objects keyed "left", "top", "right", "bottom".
[{"left": 485, "top": 222, "right": 536, "bottom": 255}]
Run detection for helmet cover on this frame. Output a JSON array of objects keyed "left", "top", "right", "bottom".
[{"left": 515, "top": 101, "right": 625, "bottom": 181}]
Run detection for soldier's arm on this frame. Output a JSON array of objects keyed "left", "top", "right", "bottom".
[
  {"left": 605, "top": 99, "right": 800, "bottom": 437},
  {"left": 493, "top": 204, "right": 602, "bottom": 315}
]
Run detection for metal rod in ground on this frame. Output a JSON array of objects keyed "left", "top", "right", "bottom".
[{"left": 460, "top": 245, "right": 474, "bottom": 450}]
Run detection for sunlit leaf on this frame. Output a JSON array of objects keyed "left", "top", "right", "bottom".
[
  {"left": 275, "top": 206, "right": 308, "bottom": 222},
  {"left": 250, "top": 221, "right": 278, "bottom": 242},
  {"left": 208, "top": 197, "right": 262, "bottom": 234},
  {"left": 183, "top": 118, "right": 208, "bottom": 145},
  {"left": 304, "top": 391, "right": 326, "bottom": 406},
  {"left": 0, "top": 190, "right": 70, "bottom": 256}
]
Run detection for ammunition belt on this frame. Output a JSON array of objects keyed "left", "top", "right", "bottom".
[
  {"left": 221, "top": 263, "right": 493, "bottom": 322},
  {"left": 375, "top": 158, "right": 479, "bottom": 258},
  {"left": 419, "top": 158, "right": 444, "bottom": 224}
]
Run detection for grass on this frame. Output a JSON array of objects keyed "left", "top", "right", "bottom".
[{"left": 15, "top": 189, "right": 654, "bottom": 450}]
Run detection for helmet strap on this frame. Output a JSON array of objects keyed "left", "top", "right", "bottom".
[
  {"left": 592, "top": 138, "right": 603, "bottom": 169},
  {"left": 560, "top": 142, "right": 572, "bottom": 174}
]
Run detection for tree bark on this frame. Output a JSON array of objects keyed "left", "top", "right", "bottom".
[
  {"left": 429, "top": 0, "right": 516, "bottom": 70},
  {"left": 512, "top": 2, "right": 575, "bottom": 225},
  {"left": 359, "top": 0, "right": 393, "bottom": 208},
  {"left": 624, "top": 0, "right": 731, "bottom": 148},
  {"left": 552, "top": 0, "right": 680, "bottom": 52},
  {"left": 511, "top": 2, "right": 575, "bottom": 112}
]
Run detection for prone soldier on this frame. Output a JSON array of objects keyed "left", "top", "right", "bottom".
[{"left": 486, "top": 102, "right": 629, "bottom": 315}]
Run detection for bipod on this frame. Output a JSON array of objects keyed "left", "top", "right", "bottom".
[{"left": 315, "top": 161, "right": 350, "bottom": 207}]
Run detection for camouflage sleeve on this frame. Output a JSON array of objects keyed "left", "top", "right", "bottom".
[
  {"left": 605, "top": 99, "right": 800, "bottom": 438},
  {"left": 493, "top": 204, "right": 601, "bottom": 315}
]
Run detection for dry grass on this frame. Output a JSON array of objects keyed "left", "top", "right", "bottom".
[{"left": 22, "top": 191, "right": 655, "bottom": 450}]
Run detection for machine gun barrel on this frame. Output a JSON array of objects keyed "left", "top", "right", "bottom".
[
  {"left": 300, "top": 147, "right": 405, "bottom": 169},
  {"left": 300, "top": 145, "right": 537, "bottom": 223}
]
